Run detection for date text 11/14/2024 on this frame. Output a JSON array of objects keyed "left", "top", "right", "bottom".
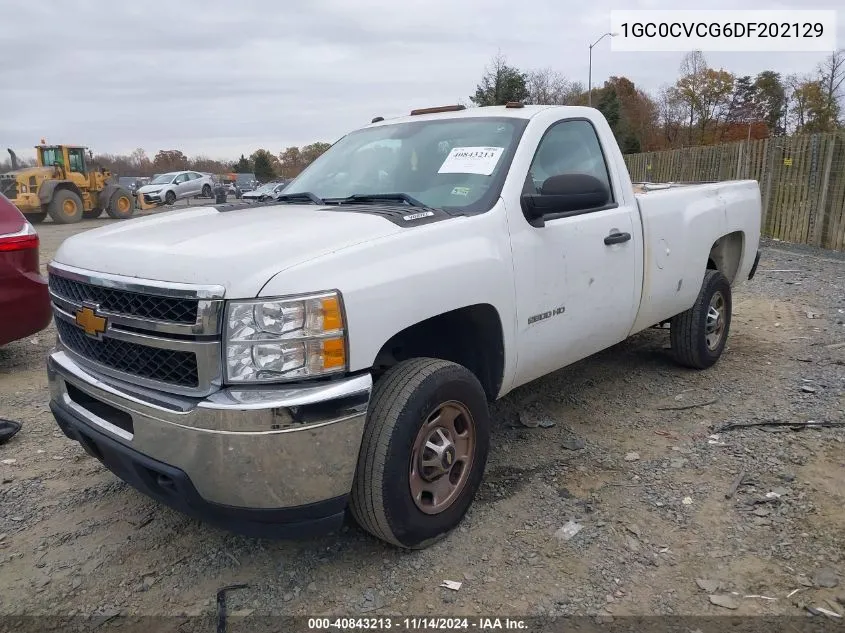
[{"left": 307, "top": 617, "right": 528, "bottom": 630}]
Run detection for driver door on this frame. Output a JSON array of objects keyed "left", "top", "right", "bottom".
[
  {"left": 173, "top": 173, "right": 190, "bottom": 198},
  {"left": 508, "top": 118, "right": 640, "bottom": 388}
]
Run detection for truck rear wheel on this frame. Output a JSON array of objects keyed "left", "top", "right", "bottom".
[
  {"left": 350, "top": 358, "right": 490, "bottom": 549},
  {"left": 670, "top": 269, "right": 732, "bottom": 369},
  {"left": 47, "top": 189, "right": 83, "bottom": 224},
  {"left": 106, "top": 188, "right": 135, "bottom": 219}
]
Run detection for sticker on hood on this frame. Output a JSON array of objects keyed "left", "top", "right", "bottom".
[
  {"left": 403, "top": 211, "right": 435, "bottom": 221},
  {"left": 438, "top": 147, "right": 504, "bottom": 176}
]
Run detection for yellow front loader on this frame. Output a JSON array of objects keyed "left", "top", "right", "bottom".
[{"left": 0, "top": 144, "right": 135, "bottom": 224}]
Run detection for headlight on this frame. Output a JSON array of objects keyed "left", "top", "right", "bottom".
[
  {"left": 20, "top": 184, "right": 28, "bottom": 193},
  {"left": 224, "top": 291, "right": 346, "bottom": 383},
  {"left": 147, "top": 189, "right": 160, "bottom": 194}
]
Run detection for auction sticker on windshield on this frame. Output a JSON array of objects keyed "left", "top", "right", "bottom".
[{"left": 438, "top": 147, "right": 504, "bottom": 176}]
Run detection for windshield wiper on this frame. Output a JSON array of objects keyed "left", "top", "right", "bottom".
[
  {"left": 323, "top": 193, "right": 427, "bottom": 208},
  {"left": 275, "top": 192, "right": 325, "bottom": 205}
]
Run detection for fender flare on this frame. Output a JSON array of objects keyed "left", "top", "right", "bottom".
[{"left": 38, "top": 180, "right": 82, "bottom": 205}]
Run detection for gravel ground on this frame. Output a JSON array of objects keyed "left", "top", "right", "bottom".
[{"left": 0, "top": 215, "right": 843, "bottom": 624}]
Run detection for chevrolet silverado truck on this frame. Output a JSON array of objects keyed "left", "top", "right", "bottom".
[{"left": 46, "top": 104, "right": 761, "bottom": 549}]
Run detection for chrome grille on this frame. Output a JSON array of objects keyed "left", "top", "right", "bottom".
[
  {"left": 49, "top": 275, "right": 198, "bottom": 324},
  {"left": 56, "top": 319, "right": 199, "bottom": 387},
  {"left": 48, "top": 262, "right": 225, "bottom": 396}
]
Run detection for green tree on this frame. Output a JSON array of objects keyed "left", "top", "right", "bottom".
[
  {"left": 724, "top": 75, "right": 758, "bottom": 124},
  {"left": 597, "top": 87, "right": 620, "bottom": 131},
  {"left": 470, "top": 53, "right": 528, "bottom": 106},
  {"left": 250, "top": 149, "right": 278, "bottom": 181},
  {"left": 233, "top": 154, "right": 252, "bottom": 173},
  {"left": 597, "top": 86, "right": 642, "bottom": 154},
  {"left": 754, "top": 71, "right": 787, "bottom": 134}
]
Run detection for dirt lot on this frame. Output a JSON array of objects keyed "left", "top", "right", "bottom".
[{"left": 1, "top": 209, "right": 843, "bottom": 624}]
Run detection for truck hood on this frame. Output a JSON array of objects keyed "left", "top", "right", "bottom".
[{"left": 52, "top": 204, "right": 403, "bottom": 297}]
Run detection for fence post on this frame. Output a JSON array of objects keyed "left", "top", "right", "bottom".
[
  {"left": 812, "top": 135, "right": 837, "bottom": 247},
  {"left": 735, "top": 142, "right": 744, "bottom": 180},
  {"left": 762, "top": 138, "right": 776, "bottom": 230}
]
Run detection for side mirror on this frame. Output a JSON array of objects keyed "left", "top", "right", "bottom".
[{"left": 520, "top": 174, "right": 610, "bottom": 227}]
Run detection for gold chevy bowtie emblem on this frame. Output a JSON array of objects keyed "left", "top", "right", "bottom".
[{"left": 75, "top": 306, "right": 107, "bottom": 337}]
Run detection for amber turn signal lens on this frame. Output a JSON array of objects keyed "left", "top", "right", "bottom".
[
  {"left": 322, "top": 337, "right": 346, "bottom": 369},
  {"left": 321, "top": 296, "right": 343, "bottom": 331}
]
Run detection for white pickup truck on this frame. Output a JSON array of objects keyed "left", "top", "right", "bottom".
[{"left": 46, "top": 104, "right": 761, "bottom": 549}]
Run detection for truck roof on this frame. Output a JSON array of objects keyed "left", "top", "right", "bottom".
[{"left": 365, "top": 104, "right": 590, "bottom": 128}]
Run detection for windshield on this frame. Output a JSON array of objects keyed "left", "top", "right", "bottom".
[
  {"left": 150, "top": 173, "right": 176, "bottom": 185},
  {"left": 284, "top": 117, "right": 528, "bottom": 212}
]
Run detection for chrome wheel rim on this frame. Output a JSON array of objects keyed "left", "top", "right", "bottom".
[{"left": 705, "top": 291, "right": 726, "bottom": 350}]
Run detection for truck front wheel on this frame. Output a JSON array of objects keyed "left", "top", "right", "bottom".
[
  {"left": 350, "top": 358, "right": 490, "bottom": 549},
  {"left": 670, "top": 269, "right": 732, "bottom": 369}
]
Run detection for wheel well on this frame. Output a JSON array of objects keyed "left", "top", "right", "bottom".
[
  {"left": 372, "top": 304, "right": 505, "bottom": 402},
  {"left": 707, "top": 231, "right": 744, "bottom": 284},
  {"left": 40, "top": 180, "right": 84, "bottom": 205}
]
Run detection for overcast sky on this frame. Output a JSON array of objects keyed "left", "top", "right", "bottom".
[{"left": 1, "top": 0, "right": 841, "bottom": 161}]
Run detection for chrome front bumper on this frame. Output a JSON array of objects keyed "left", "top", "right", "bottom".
[{"left": 47, "top": 350, "right": 371, "bottom": 515}]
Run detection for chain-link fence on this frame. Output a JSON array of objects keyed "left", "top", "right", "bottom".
[{"left": 623, "top": 132, "right": 845, "bottom": 251}]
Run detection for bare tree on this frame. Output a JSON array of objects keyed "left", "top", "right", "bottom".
[
  {"left": 525, "top": 68, "right": 582, "bottom": 105},
  {"left": 817, "top": 48, "right": 845, "bottom": 124},
  {"left": 657, "top": 85, "right": 685, "bottom": 148}
]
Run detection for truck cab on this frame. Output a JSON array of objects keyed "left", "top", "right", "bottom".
[{"left": 45, "top": 104, "right": 761, "bottom": 548}]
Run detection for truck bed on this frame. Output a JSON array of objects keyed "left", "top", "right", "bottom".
[{"left": 629, "top": 179, "right": 762, "bottom": 334}]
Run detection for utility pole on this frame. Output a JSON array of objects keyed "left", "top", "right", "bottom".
[{"left": 588, "top": 32, "right": 617, "bottom": 107}]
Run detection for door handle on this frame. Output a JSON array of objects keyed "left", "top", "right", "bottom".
[{"left": 604, "top": 231, "right": 631, "bottom": 245}]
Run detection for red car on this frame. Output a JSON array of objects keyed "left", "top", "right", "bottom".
[{"left": 0, "top": 192, "right": 52, "bottom": 346}]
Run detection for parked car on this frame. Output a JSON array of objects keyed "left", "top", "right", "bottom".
[
  {"left": 135, "top": 171, "right": 214, "bottom": 205},
  {"left": 235, "top": 173, "right": 257, "bottom": 194},
  {"left": 0, "top": 192, "right": 51, "bottom": 346},
  {"left": 45, "top": 105, "right": 761, "bottom": 547},
  {"left": 241, "top": 180, "right": 290, "bottom": 201},
  {"left": 118, "top": 176, "right": 144, "bottom": 194}
]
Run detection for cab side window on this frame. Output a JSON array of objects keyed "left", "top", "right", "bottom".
[
  {"left": 525, "top": 120, "right": 612, "bottom": 202},
  {"left": 67, "top": 148, "right": 86, "bottom": 173}
]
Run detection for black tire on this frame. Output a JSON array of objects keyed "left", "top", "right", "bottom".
[
  {"left": 27, "top": 212, "right": 47, "bottom": 224},
  {"left": 670, "top": 269, "right": 732, "bottom": 369},
  {"left": 82, "top": 207, "right": 104, "bottom": 219},
  {"left": 350, "top": 358, "right": 490, "bottom": 549},
  {"left": 47, "top": 189, "right": 83, "bottom": 224},
  {"left": 164, "top": 190, "right": 176, "bottom": 205},
  {"left": 202, "top": 184, "right": 212, "bottom": 198},
  {"left": 106, "top": 187, "right": 135, "bottom": 219}
]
